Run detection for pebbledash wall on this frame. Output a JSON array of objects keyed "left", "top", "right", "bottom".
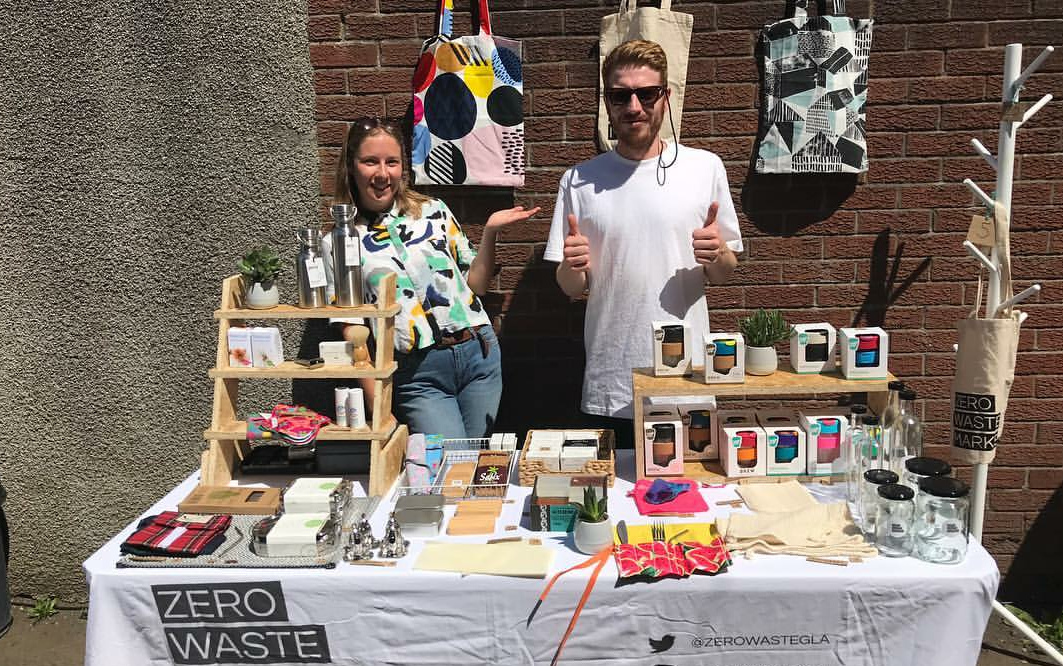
[{"left": 310, "top": 0, "right": 1062, "bottom": 602}]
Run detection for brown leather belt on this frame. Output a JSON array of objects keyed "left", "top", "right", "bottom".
[{"left": 436, "top": 326, "right": 478, "bottom": 347}]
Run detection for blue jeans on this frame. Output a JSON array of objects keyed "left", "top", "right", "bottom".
[{"left": 392, "top": 326, "right": 502, "bottom": 439}]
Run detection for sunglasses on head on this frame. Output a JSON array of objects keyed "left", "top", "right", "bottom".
[
  {"left": 603, "top": 85, "right": 666, "bottom": 107},
  {"left": 352, "top": 116, "right": 401, "bottom": 133}
]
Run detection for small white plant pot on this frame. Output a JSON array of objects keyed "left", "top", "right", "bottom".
[
  {"left": 573, "top": 518, "right": 613, "bottom": 554},
  {"left": 245, "top": 281, "right": 279, "bottom": 309},
  {"left": 745, "top": 345, "right": 778, "bottom": 376}
]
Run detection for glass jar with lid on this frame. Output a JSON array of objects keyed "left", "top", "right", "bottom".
[
  {"left": 860, "top": 468, "right": 898, "bottom": 539},
  {"left": 913, "top": 476, "right": 970, "bottom": 565},
  {"left": 875, "top": 483, "right": 915, "bottom": 557},
  {"left": 903, "top": 457, "right": 952, "bottom": 497}
]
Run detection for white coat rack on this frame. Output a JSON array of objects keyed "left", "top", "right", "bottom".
[{"left": 959, "top": 42, "right": 1061, "bottom": 665}]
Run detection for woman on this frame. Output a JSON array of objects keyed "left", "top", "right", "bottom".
[{"left": 324, "top": 118, "right": 538, "bottom": 438}]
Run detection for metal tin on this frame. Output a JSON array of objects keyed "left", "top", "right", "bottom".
[
  {"left": 251, "top": 513, "right": 340, "bottom": 558},
  {"left": 395, "top": 494, "right": 445, "bottom": 512},
  {"left": 395, "top": 508, "right": 444, "bottom": 538},
  {"left": 282, "top": 478, "right": 351, "bottom": 518}
]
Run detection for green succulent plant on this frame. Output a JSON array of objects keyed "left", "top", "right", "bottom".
[
  {"left": 739, "top": 308, "right": 790, "bottom": 348},
  {"left": 572, "top": 486, "right": 608, "bottom": 523},
  {"left": 237, "top": 246, "right": 282, "bottom": 285}
]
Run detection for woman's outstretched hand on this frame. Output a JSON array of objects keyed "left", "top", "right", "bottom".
[{"left": 485, "top": 205, "right": 541, "bottom": 230}]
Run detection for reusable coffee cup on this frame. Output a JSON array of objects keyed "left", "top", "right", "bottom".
[
  {"left": 805, "top": 330, "right": 829, "bottom": 362},
  {"left": 775, "top": 430, "right": 799, "bottom": 463},
  {"left": 817, "top": 418, "right": 841, "bottom": 463},
  {"left": 736, "top": 430, "right": 758, "bottom": 468},
  {"left": 687, "top": 410, "right": 712, "bottom": 452},
  {"left": 713, "top": 339, "right": 737, "bottom": 373},
  {"left": 661, "top": 325, "right": 685, "bottom": 367},
  {"left": 652, "top": 423, "right": 677, "bottom": 467}
]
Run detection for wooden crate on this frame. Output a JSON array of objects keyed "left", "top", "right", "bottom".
[{"left": 517, "top": 429, "right": 616, "bottom": 487}]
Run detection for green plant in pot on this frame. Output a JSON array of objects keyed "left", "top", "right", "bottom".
[
  {"left": 238, "top": 246, "right": 282, "bottom": 309},
  {"left": 571, "top": 485, "right": 612, "bottom": 554},
  {"left": 739, "top": 308, "right": 789, "bottom": 375}
]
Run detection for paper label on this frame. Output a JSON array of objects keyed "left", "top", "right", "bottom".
[
  {"left": 344, "top": 236, "right": 360, "bottom": 266},
  {"left": 967, "top": 214, "right": 995, "bottom": 247},
  {"left": 889, "top": 521, "right": 908, "bottom": 537},
  {"left": 944, "top": 520, "right": 963, "bottom": 535},
  {"left": 305, "top": 257, "right": 327, "bottom": 288},
  {"left": 176, "top": 514, "right": 214, "bottom": 524}
]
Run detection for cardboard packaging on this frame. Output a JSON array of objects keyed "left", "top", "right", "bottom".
[
  {"left": 250, "top": 326, "right": 284, "bottom": 368},
  {"left": 839, "top": 327, "right": 889, "bottom": 379},
  {"left": 675, "top": 399, "right": 718, "bottom": 461},
  {"left": 790, "top": 323, "right": 837, "bottom": 374},
  {"left": 529, "top": 475, "right": 607, "bottom": 532},
  {"left": 652, "top": 321, "right": 692, "bottom": 377},
  {"left": 319, "top": 340, "right": 355, "bottom": 365},
  {"left": 757, "top": 410, "right": 807, "bottom": 476},
  {"left": 526, "top": 430, "right": 564, "bottom": 472},
  {"left": 643, "top": 406, "right": 685, "bottom": 476},
  {"left": 227, "top": 327, "right": 253, "bottom": 367},
  {"left": 800, "top": 410, "right": 850, "bottom": 476},
  {"left": 717, "top": 409, "right": 766, "bottom": 477},
  {"left": 703, "top": 332, "right": 745, "bottom": 383},
  {"left": 282, "top": 477, "right": 350, "bottom": 516}
]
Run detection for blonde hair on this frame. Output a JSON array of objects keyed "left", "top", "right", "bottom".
[
  {"left": 332, "top": 119, "right": 430, "bottom": 218},
  {"left": 602, "top": 39, "right": 669, "bottom": 86}
]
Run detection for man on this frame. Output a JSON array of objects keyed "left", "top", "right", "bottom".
[{"left": 543, "top": 39, "right": 743, "bottom": 446}]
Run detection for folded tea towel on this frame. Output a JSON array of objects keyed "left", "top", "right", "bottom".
[
  {"left": 736, "top": 480, "right": 819, "bottom": 513},
  {"left": 716, "top": 501, "right": 877, "bottom": 559}
]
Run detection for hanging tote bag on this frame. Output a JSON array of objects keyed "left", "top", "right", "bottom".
[
  {"left": 597, "top": 0, "right": 693, "bottom": 151},
  {"left": 951, "top": 202, "right": 1023, "bottom": 465},
  {"left": 754, "top": 0, "right": 872, "bottom": 173},
  {"left": 411, "top": 0, "right": 524, "bottom": 186}
]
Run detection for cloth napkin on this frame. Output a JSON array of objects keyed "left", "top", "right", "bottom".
[
  {"left": 629, "top": 478, "right": 709, "bottom": 515},
  {"left": 716, "top": 501, "right": 876, "bottom": 559},
  {"left": 736, "top": 480, "right": 819, "bottom": 513}
]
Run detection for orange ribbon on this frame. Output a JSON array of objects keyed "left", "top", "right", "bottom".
[{"left": 530, "top": 545, "right": 614, "bottom": 666}]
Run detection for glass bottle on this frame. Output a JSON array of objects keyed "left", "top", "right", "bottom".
[
  {"left": 844, "top": 404, "right": 868, "bottom": 508},
  {"left": 894, "top": 389, "right": 924, "bottom": 473},
  {"left": 880, "top": 381, "right": 905, "bottom": 475},
  {"left": 913, "top": 476, "right": 970, "bottom": 564},
  {"left": 861, "top": 415, "right": 884, "bottom": 473},
  {"left": 875, "top": 483, "right": 915, "bottom": 557}
]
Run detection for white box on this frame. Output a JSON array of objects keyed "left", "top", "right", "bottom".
[
  {"left": 251, "top": 326, "right": 284, "bottom": 368},
  {"left": 839, "top": 327, "right": 889, "bottom": 379},
  {"left": 704, "top": 332, "right": 745, "bottom": 383},
  {"left": 800, "top": 410, "right": 850, "bottom": 476},
  {"left": 526, "top": 441, "right": 562, "bottom": 472},
  {"left": 676, "top": 399, "right": 718, "bottom": 461},
  {"left": 319, "top": 340, "right": 354, "bottom": 365},
  {"left": 790, "top": 323, "right": 837, "bottom": 374},
  {"left": 643, "top": 407, "right": 685, "bottom": 476},
  {"left": 757, "top": 410, "right": 806, "bottom": 476},
  {"left": 652, "top": 320, "right": 692, "bottom": 377},
  {"left": 561, "top": 446, "right": 597, "bottom": 471},
  {"left": 282, "top": 477, "right": 347, "bottom": 514},
  {"left": 717, "top": 409, "right": 765, "bottom": 477},
  {"left": 227, "top": 327, "right": 253, "bottom": 368}
]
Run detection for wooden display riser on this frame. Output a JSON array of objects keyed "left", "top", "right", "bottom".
[{"left": 666, "top": 458, "right": 845, "bottom": 485}]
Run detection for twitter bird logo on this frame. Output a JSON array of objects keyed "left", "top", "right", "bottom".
[{"left": 649, "top": 634, "right": 675, "bottom": 653}]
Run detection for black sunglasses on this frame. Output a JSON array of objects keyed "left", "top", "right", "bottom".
[
  {"left": 603, "top": 86, "right": 666, "bottom": 107},
  {"left": 352, "top": 116, "right": 400, "bottom": 131}
]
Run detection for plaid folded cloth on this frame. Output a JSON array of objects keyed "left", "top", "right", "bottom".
[{"left": 120, "top": 512, "right": 231, "bottom": 557}]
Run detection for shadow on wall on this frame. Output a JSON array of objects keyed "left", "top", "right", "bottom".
[
  {"left": 1000, "top": 486, "right": 1063, "bottom": 609},
  {"left": 853, "top": 229, "right": 931, "bottom": 328}
]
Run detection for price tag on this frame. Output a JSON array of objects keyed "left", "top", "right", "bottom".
[
  {"left": 344, "top": 236, "right": 360, "bottom": 267},
  {"left": 304, "top": 257, "right": 327, "bottom": 288},
  {"left": 967, "top": 214, "right": 995, "bottom": 248}
]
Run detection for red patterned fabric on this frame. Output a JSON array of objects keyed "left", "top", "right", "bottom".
[
  {"left": 121, "top": 512, "right": 231, "bottom": 557},
  {"left": 614, "top": 537, "right": 731, "bottom": 579}
]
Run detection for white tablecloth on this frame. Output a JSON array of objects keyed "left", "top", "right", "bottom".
[{"left": 84, "top": 453, "right": 998, "bottom": 666}]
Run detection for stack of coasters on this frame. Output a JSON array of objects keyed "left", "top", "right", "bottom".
[{"left": 447, "top": 499, "right": 503, "bottom": 535}]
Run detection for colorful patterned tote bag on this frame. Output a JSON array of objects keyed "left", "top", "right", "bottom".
[
  {"left": 411, "top": 0, "right": 524, "bottom": 186},
  {"left": 755, "top": 0, "right": 872, "bottom": 173}
]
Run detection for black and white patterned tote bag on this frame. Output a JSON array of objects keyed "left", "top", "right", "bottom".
[{"left": 755, "top": 0, "right": 872, "bottom": 174}]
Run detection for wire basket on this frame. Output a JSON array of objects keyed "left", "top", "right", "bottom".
[{"left": 392, "top": 437, "right": 517, "bottom": 503}]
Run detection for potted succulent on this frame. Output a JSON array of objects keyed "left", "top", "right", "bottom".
[
  {"left": 238, "top": 247, "right": 282, "bottom": 309},
  {"left": 739, "top": 308, "right": 789, "bottom": 375},
  {"left": 571, "top": 485, "right": 612, "bottom": 554}
]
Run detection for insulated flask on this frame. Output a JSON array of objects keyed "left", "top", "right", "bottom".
[
  {"left": 329, "top": 204, "right": 363, "bottom": 307},
  {"left": 295, "top": 227, "right": 327, "bottom": 308}
]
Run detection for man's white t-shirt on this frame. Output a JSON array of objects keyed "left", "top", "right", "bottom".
[{"left": 544, "top": 143, "right": 743, "bottom": 419}]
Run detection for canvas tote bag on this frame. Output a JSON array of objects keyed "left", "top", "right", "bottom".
[
  {"left": 411, "top": 0, "right": 524, "bottom": 186},
  {"left": 755, "top": 0, "right": 872, "bottom": 173},
  {"left": 597, "top": 0, "right": 693, "bottom": 151},
  {"left": 951, "top": 202, "right": 1022, "bottom": 465}
]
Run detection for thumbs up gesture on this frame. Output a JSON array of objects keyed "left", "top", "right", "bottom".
[
  {"left": 692, "top": 202, "right": 723, "bottom": 266},
  {"left": 562, "top": 214, "right": 591, "bottom": 273}
]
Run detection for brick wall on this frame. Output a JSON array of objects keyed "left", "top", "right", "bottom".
[{"left": 308, "top": 0, "right": 1062, "bottom": 594}]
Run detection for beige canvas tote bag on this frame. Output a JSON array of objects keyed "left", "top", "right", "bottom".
[{"left": 597, "top": 0, "right": 693, "bottom": 151}]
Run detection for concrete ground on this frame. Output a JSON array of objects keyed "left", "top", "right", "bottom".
[{"left": 0, "top": 602, "right": 1056, "bottom": 666}]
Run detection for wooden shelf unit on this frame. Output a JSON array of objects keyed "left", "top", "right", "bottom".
[
  {"left": 202, "top": 273, "right": 406, "bottom": 495},
  {"left": 631, "top": 366, "right": 895, "bottom": 482}
]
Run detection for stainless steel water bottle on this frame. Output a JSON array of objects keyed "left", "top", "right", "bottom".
[
  {"left": 329, "top": 203, "right": 363, "bottom": 307},
  {"left": 295, "top": 227, "right": 327, "bottom": 308}
]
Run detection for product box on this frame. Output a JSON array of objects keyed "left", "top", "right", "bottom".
[
  {"left": 757, "top": 410, "right": 807, "bottom": 476},
  {"left": 703, "top": 332, "right": 745, "bottom": 384},
  {"left": 799, "top": 410, "right": 850, "bottom": 476},
  {"left": 675, "top": 399, "right": 718, "bottom": 461},
  {"left": 717, "top": 409, "right": 766, "bottom": 477},
  {"left": 529, "top": 474, "right": 607, "bottom": 532},
  {"left": 251, "top": 326, "right": 284, "bottom": 368},
  {"left": 790, "top": 323, "right": 837, "bottom": 374},
  {"left": 839, "top": 327, "right": 889, "bottom": 379},
  {"left": 643, "top": 407, "right": 685, "bottom": 476},
  {"left": 319, "top": 340, "right": 354, "bottom": 366},
  {"left": 652, "top": 321, "right": 692, "bottom": 377},
  {"left": 227, "top": 327, "right": 253, "bottom": 367},
  {"left": 525, "top": 430, "right": 564, "bottom": 472}
]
